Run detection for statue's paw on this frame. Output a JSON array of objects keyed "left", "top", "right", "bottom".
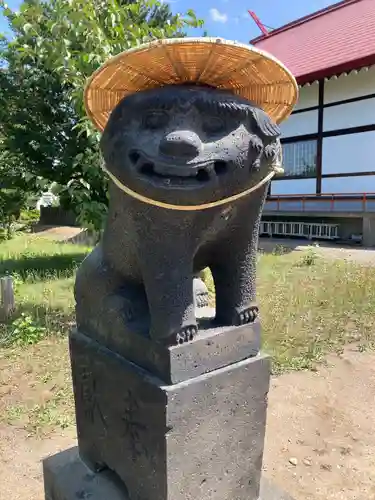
[
  {"left": 193, "top": 277, "right": 209, "bottom": 309},
  {"left": 195, "top": 290, "right": 209, "bottom": 309},
  {"left": 237, "top": 306, "right": 259, "bottom": 325},
  {"left": 175, "top": 325, "right": 198, "bottom": 345},
  {"left": 153, "top": 323, "right": 198, "bottom": 346}
]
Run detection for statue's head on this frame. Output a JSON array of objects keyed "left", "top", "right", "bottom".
[{"left": 100, "top": 84, "right": 282, "bottom": 208}]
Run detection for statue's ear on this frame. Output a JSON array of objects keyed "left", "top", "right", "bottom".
[{"left": 250, "top": 107, "right": 281, "bottom": 140}]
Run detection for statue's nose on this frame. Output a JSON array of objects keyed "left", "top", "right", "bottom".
[{"left": 159, "top": 131, "right": 201, "bottom": 159}]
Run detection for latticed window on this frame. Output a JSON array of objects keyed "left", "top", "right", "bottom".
[{"left": 281, "top": 141, "right": 317, "bottom": 177}]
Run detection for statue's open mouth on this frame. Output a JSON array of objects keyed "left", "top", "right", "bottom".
[{"left": 129, "top": 149, "right": 228, "bottom": 186}]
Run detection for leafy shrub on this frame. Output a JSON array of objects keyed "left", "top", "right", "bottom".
[
  {"left": 298, "top": 246, "right": 319, "bottom": 267},
  {"left": 1, "top": 313, "right": 47, "bottom": 347},
  {"left": 20, "top": 209, "right": 40, "bottom": 223}
]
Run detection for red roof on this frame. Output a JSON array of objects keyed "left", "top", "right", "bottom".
[{"left": 250, "top": 0, "right": 375, "bottom": 84}]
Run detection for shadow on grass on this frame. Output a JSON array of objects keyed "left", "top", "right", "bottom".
[
  {"left": 0, "top": 301, "right": 75, "bottom": 347},
  {"left": 0, "top": 252, "right": 88, "bottom": 281}
]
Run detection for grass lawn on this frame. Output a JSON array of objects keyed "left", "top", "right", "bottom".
[{"left": 0, "top": 234, "right": 374, "bottom": 435}]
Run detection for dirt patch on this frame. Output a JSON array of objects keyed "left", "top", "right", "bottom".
[
  {"left": 0, "top": 347, "right": 374, "bottom": 499},
  {"left": 31, "top": 226, "right": 84, "bottom": 241},
  {"left": 30, "top": 225, "right": 98, "bottom": 246},
  {"left": 0, "top": 426, "right": 75, "bottom": 500},
  {"left": 264, "top": 347, "right": 375, "bottom": 499},
  {"left": 259, "top": 237, "right": 375, "bottom": 266}
]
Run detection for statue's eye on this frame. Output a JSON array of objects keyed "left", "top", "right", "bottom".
[
  {"left": 142, "top": 111, "right": 169, "bottom": 130},
  {"left": 202, "top": 116, "right": 225, "bottom": 134}
]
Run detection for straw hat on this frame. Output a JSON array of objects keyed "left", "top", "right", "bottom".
[{"left": 84, "top": 37, "right": 298, "bottom": 132}]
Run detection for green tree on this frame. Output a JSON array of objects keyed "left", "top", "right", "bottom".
[
  {"left": 0, "top": 188, "right": 27, "bottom": 239},
  {"left": 0, "top": 0, "right": 203, "bottom": 229},
  {"left": 0, "top": 144, "right": 34, "bottom": 239}
]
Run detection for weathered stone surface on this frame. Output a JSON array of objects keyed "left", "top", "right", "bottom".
[
  {"left": 73, "top": 311, "right": 260, "bottom": 384},
  {"left": 43, "top": 447, "right": 294, "bottom": 500},
  {"left": 43, "top": 448, "right": 128, "bottom": 500},
  {"left": 69, "top": 330, "right": 270, "bottom": 500},
  {"left": 166, "top": 316, "right": 261, "bottom": 384}
]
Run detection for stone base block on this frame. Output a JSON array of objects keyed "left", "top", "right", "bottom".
[
  {"left": 70, "top": 330, "right": 270, "bottom": 500},
  {"left": 76, "top": 308, "right": 261, "bottom": 384},
  {"left": 43, "top": 447, "right": 294, "bottom": 500},
  {"left": 43, "top": 447, "right": 127, "bottom": 500}
]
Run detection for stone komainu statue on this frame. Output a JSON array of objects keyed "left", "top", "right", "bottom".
[
  {"left": 75, "top": 38, "right": 297, "bottom": 349},
  {"left": 44, "top": 39, "right": 299, "bottom": 500}
]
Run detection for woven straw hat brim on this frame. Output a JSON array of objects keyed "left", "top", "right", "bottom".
[{"left": 84, "top": 37, "right": 298, "bottom": 132}]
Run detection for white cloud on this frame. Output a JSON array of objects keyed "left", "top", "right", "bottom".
[{"left": 209, "top": 8, "right": 228, "bottom": 23}]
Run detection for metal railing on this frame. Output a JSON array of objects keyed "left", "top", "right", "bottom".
[
  {"left": 260, "top": 221, "right": 340, "bottom": 240},
  {"left": 265, "top": 192, "right": 375, "bottom": 213}
]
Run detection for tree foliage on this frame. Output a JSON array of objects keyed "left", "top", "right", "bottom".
[
  {"left": 0, "top": 0, "right": 203, "bottom": 229},
  {"left": 0, "top": 144, "right": 30, "bottom": 238}
]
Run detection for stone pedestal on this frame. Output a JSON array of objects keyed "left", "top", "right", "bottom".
[
  {"left": 44, "top": 448, "right": 294, "bottom": 500},
  {"left": 43, "top": 326, "right": 294, "bottom": 500},
  {"left": 76, "top": 307, "right": 261, "bottom": 385},
  {"left": 70, "top": 329, "right": 268, "bottom": 500}
]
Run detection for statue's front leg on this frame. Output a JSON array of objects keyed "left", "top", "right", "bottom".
[
  {"left": 211, "top": 187, "right": 267, "bottom": 326},
  {"left": 141, "top": 254, "right": 196, "bottom": 345},
  {"left": 211, "top": 238, "right": 259, "bottom": 327},
  {"left": 210, "top": 212, "right": 261, "bottom": 327}
]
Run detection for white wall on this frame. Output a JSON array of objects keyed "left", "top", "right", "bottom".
[
  {"left": 273, "top": 68, "right": 375, "bottom": 197},
  {"left": 294, "top": 82, "right": 319, "bottom": 110},
  {"left": 321, "top": 176, "right": 375, "bottom": 194},
  {"left": 322, "top": 131, "right": 375, "bottom": 175},
  {"left": 280, "top": 110, "right": 318, "bottom": 138},
  {"left": 282, "top": 69, "right": 375, "bottom": 138},
  {"left": 271, "top": 178, "right": 316, "bottom": 195},
  {"left": 36, "top": 191, "right": 59, "bottom": 210},
  {"left": 279, "top": 83, "right": 319, "bottom": 138},
  {"left": 324, "top": 66, "right": 375, "bottom": 104}
]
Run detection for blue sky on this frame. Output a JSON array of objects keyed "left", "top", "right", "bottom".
[{"left": 1, "top": 0, "right": 339, "bottom": 42}]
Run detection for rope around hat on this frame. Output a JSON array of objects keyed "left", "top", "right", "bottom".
[{"left": 102, "top": 164, "right": 282, "bottom": 211}]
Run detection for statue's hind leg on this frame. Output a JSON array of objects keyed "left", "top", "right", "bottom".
[{"left": 74, "top": 245, "right": 149, "bottom": 344}]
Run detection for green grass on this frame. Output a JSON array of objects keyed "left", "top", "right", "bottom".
[
  {"left": 0, "top": 233, "right": 90, "bottom": 281},
  {"left": 0, "top": 234, "right": 91, "bottom": 347},
  {"left": 205, "top": 248, "right": 375, "bottom": 373},
  {"left": 258, "top": 252, "right": 375, "bottom": 373},
  {"left": 0, "top": 337, "right": 74, "bottom": 436},
  {"left": 0, "top": 234, "right": 88, "bottom": 434},
  {"left": 1, "top": 234, "right": 375, "bottom": 434}
]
